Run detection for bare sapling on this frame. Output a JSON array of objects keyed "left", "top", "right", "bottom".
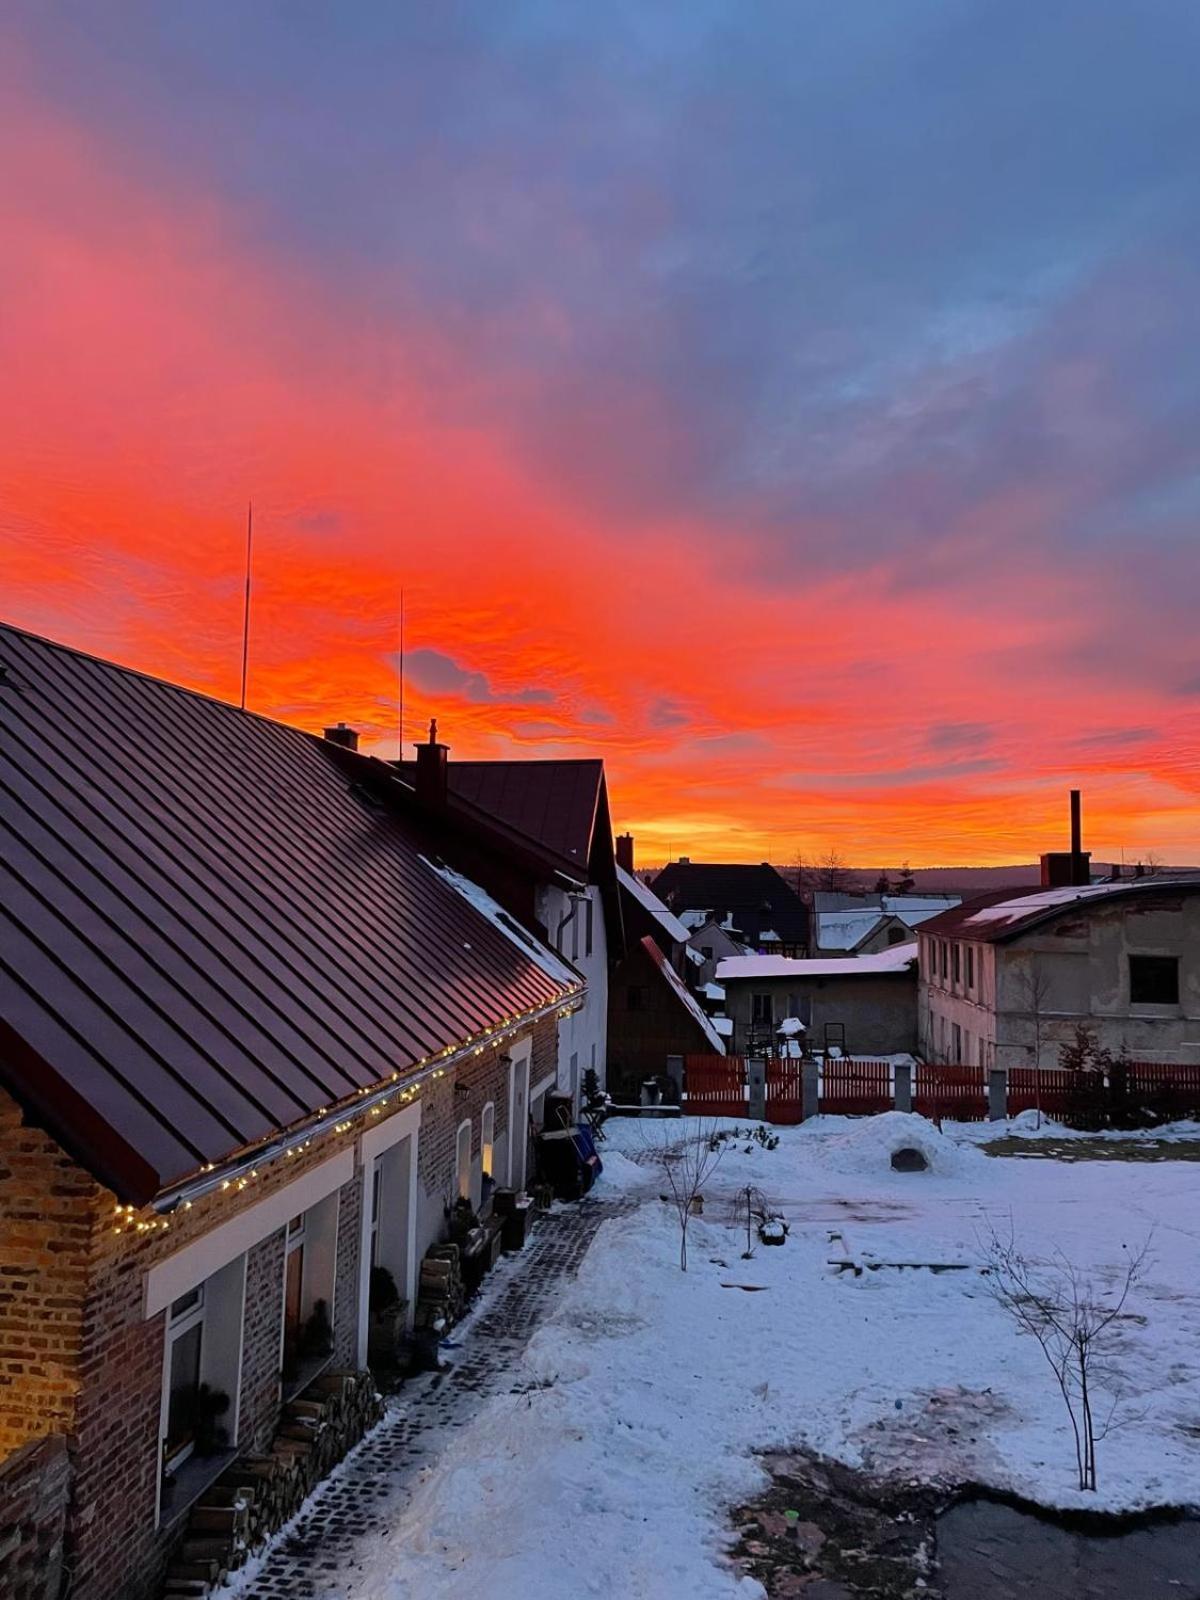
[
  {"left": 648, "top": 1121, "right": 727, "bottom": 1271},
  {"left": 983, "top": 1223, "right": 1151, "bottom": 1491},
  {"left": 1017, "top": 962, "right": 1053, "bottom": 1127}
]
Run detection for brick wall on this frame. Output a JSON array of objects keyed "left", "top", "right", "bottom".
[
  {"left": 0, "top": 1433, "right": 71, "bottom": 1600},
  {"left": 0, "top": 1018, "right": 555, "bottom": 1600},
  {"left": 0, "top": 1094, "right": 93, "bottom": 1457},
  {"left": 239, "top": 1230, "right": 285, "bottom": 1453}
]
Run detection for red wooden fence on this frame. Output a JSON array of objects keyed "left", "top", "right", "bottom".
[
  {"left": 1120, "top": 1061, "right": 1200, "bottom": 1120},
  {"left": 914, "top": 1063, "right": 987, "bottom": 1122},
  {"left": 683, "top": 1054, "right": 747, "bottom": 1116},
  {"left": 1006, "top": 1066, "right": 1096, "bottom": 1126},
  {"left": 765, "top": 1058, "right": 805, "bottom": 1124},
  {"left": 820, "top": 1058, "right": 891, "bottom": 1115}
]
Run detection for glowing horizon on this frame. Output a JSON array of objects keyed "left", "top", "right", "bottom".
[{"left": 1, "top": 7, "right": 1197, "bottom": 868}]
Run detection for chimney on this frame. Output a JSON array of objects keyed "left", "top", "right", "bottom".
[
  {"left": 616, "top": 833, "right": 635, "bottom": 874},
  {"left": 323, "top": 722, "right": 359, "bottom": 752},
  {"left": 414, "top": 717, "right": 449, "bottom": 811},
  {"left": 1040, "top": 788, "right": 1092, "bottom": 887}
]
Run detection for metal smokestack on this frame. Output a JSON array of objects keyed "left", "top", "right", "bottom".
[{"left": 1070, "top": 789, "right": 1082, "bottom": 856}]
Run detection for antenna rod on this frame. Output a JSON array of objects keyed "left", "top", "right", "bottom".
[
  {"left": 240, "top": 501, "right": 253, "bottom": 710},
  {"left": 401, "top": 588, "right": 412, "bottom": 761}
]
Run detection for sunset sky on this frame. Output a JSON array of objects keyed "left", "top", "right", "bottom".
[{"left": 2, "top": 4, "right": 1198, "bottom": 866}]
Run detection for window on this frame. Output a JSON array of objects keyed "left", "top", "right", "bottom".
[
  {"left": 965, "top": 946, "right": 975, "bottom": 990},
  {"left": 751, "top": 993, "right": 773, "bottom": 1025},
  {"left": 887, "top": 926, "right": 907, "bottom": 946},
  {"left": 481, "top": 1104, "right": 495, "bottom": 1180},
  {"left": 165, "top": 1288, "right": 206, "bottom": 1466},
  {"left": 940, "top": 941, "right": 948, "bottom": 980},
  {"left": 283, "top": 1215, "right": 307, "bottom": 1375},
  {"left": 701, "top": 945, "right": 713, "bottom": 961},
  {"left": 456, "top": 1119, "right": 472, "bottom": 1202},
  {"left": 369, "top": 1164, "right": 383, "bottom": 1270},
  {"left": 1129, "top": 955, "right": 1179, "bottom": 1005},
  {"left": 952, "top": 943, "right": 961, "bottom": 984},
  {"left": 951, "top": 1022, "right": 962, "bottom": 1061}
]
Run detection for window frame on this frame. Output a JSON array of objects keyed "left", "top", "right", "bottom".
[
  {"left": 164, "top": 1287, "right": 207, "bottom": 1469},
  {"left": 480, "top": 1102, "right": 495, "bottom": 1182}
]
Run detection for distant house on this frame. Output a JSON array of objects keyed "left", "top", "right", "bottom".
[
  {"left": 918, "top": 880, "right": 1200, "bottom": 1068},
  {"left": 0, "top": 625, "right": 581, "bottom": 1600},
  {"left": 683, "top": 913, "right": 750, "bottom": 985},
  {"left": 717, "top": 944, "right": 918, "bottom": 1057},
  {"left": 652, "top": 861, "right": 810, "bottom": 957},
  {"left": 814, "top": 895, "right": 960, "bottom": 956},
  {"left": 607, "top": 837, "right": 725, "bottom": 1099},
  {"left": 393, "top": 748, "right": 622, "bottom": 1116}
]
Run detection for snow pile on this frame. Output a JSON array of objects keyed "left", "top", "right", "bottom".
[
  {"left": 805, "top": 1111, "right": 984, "bottom": 1178},
  {"left": 593, "top": 1147, "right": 651, "bottom": 1192}
]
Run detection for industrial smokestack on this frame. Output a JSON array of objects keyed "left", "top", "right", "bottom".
[{"left": 1070, "top": 789, "right": 1082, "bottom": 856}]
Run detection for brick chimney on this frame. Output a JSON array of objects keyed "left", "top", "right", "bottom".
[
  {"left": 1040, "top": 788, "right": 1092, "bottom": 887},
  {"left": 414, "top": 718, "right": 449, "bottom": 811},
  {"left": 616, "top": 833, "right": 634, "bottom": 873},
  {"left": 323, "top": 722, "right": 359, "bottom": 752}
]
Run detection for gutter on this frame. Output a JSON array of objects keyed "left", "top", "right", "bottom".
[{"left": 152, "top": 987, "right": 584, "bottom": 1215}]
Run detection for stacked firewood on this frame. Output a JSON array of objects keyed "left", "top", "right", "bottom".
[
  {"left": 161, "top": 1370, "right": 382, "bottom": 1597},
  {"left": 414, "top": 1243, "right": 465, "bottom": 1332}
]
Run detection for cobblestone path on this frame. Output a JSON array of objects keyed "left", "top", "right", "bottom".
[{"left": 231, "top": 1194, "right": 632, "bottom": 1599}]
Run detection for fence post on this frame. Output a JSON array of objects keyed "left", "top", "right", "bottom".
[
  {"left": 894, "top": 1062, "right": 912, "bottom": 1115},
  {"left": 988, "top": 1068, "right": 1007, "bottom": 1121},
  {"left": 747, "top": 1059, "right": 766, "bottom": 1121},
  {"left": 802, "top": 1059, "right": 820, "bottom": 1122},
  {"left": 665, "top": 1055, "right": 684, "bottom": 1106}
]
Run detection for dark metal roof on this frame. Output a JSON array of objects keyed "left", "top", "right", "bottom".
[
  {"left": 0, "top": 624, "right": 573, "bottom": 1204},
  {"left": 915, "top": 879, "right": 1200, "bottom": 944},
  {"left": 395, "top": 759, "right": 604, "bottom": 879},
  {"left": 650, "top": 862, "right": 810, "bottom": 948}
]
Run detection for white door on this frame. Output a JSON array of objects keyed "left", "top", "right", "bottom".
[{"left": 508, "top": 1052, "right": 531, "bottom": 1192}]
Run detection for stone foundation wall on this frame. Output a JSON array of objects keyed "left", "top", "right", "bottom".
[{"left": 0, "top": 1433, "right": 71, "bottom": 1600}]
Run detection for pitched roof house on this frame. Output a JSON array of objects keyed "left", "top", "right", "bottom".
[
  {"left": 395, "top": 749, "right": 622, "bottom": 1116},
  {"left": 0, "top": 624, "right": 580, "bottom": 1600},
  {"left": 650, "top": 861, "right": 810, "bottom": 956},
  {"left": 606, "top": 837, "right": 723, "bottom": 1098}
]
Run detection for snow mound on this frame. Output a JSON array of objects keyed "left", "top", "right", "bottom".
[
  {"left": 595, "top": 1148, "right": 650, "bottom": 1191},
  {"left": 811, "top": 1111, "right": 982, "bottom": 1177}
]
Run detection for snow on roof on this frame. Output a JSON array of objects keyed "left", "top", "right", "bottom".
[
  {"left": 716, "top": 942, "right": 918, "bottom": 982},
  {"left": 758, "top": 929, "right": 780, "bottom": 943},
  {"left": 777, "top": 1016, "right": 806, "bottom": 1035},
  {"left": 890, "top": 906, "right": 949, "bottom": 930},
  {"left": 702, "top": 981, "right": 725, "bottom": 1001},
  {"left": 679, "top": 908, "right": 712, "bottom": 931},
  {"left": 962, "top": 883, "right": 1131, "bottom": 928},
  {"left": 713, "top": 1015, "right": 734, "bottom": 1037},
  {"left": 641, "top": 936, "right": 726, "bottom": 1054},
  {"left": 815, "top": 909, "right": 886, "bottom": 950},
  {"left": 881, "top": 895, "right": 961, "bottom": 912},
  {"left": 685, "top": 945, "right": 705, "bottom": 966},
  {"left": 617, "top": 863, "right": 691, "bottom": 945},
  {"left": 425, "top": 859, "right": 583, "bottom": 992}
]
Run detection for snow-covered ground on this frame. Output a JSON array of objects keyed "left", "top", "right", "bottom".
[{"left": 349, "top": 1115, "right": 1200, "bottom": 1600}]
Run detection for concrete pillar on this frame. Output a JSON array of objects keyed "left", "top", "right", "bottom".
[
  {"left": 664, "top": 1055, "right": 684, "bottom": 1106},
  {"left": 747, "top": 1059, "right": 766, "bottom": 1121},
  {"left": 988, "top": 1068, "right": 1007, "bottom": 1121},
  {"left": 894, "top": 1062, "right": 912, "bottom": 1115},
  {"left": 802, "top": 1059, "right": 820, "bottom": 1122}
]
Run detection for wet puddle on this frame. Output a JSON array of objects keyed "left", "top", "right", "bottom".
[
  {"left": 938, "top": 1495, "right": 1200, "bottom": 1599},
  {"left": 733, "top": 1453, "right": 1200, "bottom": 1599}
]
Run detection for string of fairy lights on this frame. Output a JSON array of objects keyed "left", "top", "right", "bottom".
[{"left": 110, "top": 992, "right": 584, "bottom": 1237}]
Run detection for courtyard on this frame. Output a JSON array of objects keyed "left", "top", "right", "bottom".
[{"left": 225, "top": 1113, "right": 1200, "bottom": 1599}]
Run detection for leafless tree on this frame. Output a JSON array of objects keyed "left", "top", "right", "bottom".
[
  {"left": 982, "top": 1223, "right": 1151, "bottom": 1491},
  {"left": 1017, "top": 961, "right": 1054, "bottom": 1125},
  {"left": 818, "top": 848, "right": 850, "bottom": 893},
  {"left": 646, "top": 1121, "right": 727, "bottom": 1271}
]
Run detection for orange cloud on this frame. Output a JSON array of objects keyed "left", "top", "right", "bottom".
[{"left": 0, "top": 82, "right": 1196, "bottom": 868}]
